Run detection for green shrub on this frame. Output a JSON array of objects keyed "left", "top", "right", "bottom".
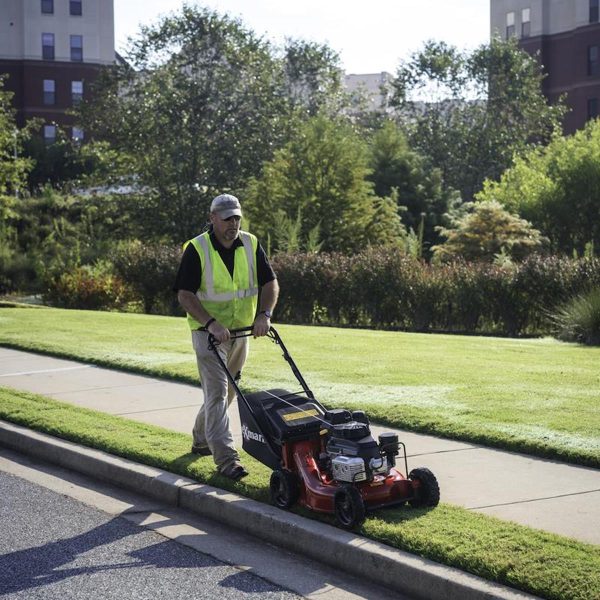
[
  {"left": 112, "top": 240, "right": 181, "bottom": 315},
  {"left": 44, "top": 263, "right": 129, "bottom": 310},
  {"left": 552, "top": 287, "right": 600, "bottom": 345},
  {"left": 271, "top": 250, "right": 600, "bottom": 336},
  {"left": 0, "top": 248, "right": 37, "bottom": 294}
]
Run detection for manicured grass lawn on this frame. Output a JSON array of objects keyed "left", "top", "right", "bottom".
[
  {"left": 1, "top": 305, "right": 599, "bottom": 466},
  {"left": 1, "top": 386, "right": 598, "bottom": 600}
]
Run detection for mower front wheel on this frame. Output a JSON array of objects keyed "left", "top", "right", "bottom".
[
  {"left": 334, "top": 484, "right": 366, "bottom": 529},
  {"left": 408, "top": 467, "right": 440, "bottom": 508},
  {"left": 270, "top": 469, "right": 299, "bottom": 509}
]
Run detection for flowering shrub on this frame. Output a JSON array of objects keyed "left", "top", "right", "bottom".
[{"left": 44, "top": 264, "right": 129, "bottom": 310}]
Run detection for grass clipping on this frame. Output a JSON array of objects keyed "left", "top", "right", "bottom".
[{"left": 1, "top": 387, "right": 599, "bottom": 600}]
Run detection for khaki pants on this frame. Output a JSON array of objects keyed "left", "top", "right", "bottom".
[{"left": 191, "top": 330, "right": 249, "bottom": 471}]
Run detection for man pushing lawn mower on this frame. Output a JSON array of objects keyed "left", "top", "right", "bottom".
[
  {"left": 175, "top": 193, "right": 440, "bottom": 527},
  {"left": 174, "top": 193, "right": 279, "bottom": 481}
]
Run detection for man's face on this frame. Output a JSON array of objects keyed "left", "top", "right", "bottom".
[{"left": 211, "top": 212, "right": 241, "bottom": 245}]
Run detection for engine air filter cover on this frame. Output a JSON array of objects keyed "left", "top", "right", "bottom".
[{"left": 332, "top": 455, "right": 366, "bottom": 482}]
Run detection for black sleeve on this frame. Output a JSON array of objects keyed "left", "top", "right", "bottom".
[
  {"left": 173, "top": 244, "right": 201, "bottom": 293},
  {"left": 257, "top": 243, "right": 277, "bottom": 287}
]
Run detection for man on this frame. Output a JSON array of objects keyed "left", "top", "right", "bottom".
[{"left": 174, "top": 194, "right": 279, "bottom": 481}]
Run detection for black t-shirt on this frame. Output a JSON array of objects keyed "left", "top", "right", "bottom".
[{"left": 173, "top": 231, "right": 277, "bottom": 293}]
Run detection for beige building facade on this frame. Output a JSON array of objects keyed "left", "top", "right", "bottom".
[{"left": 0, "top": 0, "right": 115, "bottom": 139}]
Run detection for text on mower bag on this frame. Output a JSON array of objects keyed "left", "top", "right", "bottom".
[{"left": 242, "top": 423, "right": 266, "bottom": 444}]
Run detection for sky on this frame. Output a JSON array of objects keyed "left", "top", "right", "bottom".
[{"left": 113, "top": 0, "right": 491, "bottom": 75}]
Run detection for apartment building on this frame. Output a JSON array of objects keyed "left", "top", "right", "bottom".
[
  {"left": 491, "top": 0, "right": 600, "bottom": 133},
  {"left": 0, "top": 0, "right": 115, "bottom": 142},
  {"left": 344, "top": 72, "right": 394, "bottom": 112}
]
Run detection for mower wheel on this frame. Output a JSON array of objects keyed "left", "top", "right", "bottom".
[
  {"left": 270, "top": 469, "right": 299, "bottom": 509},
  {"left": 334, "top": 485, "right": 366, "bottom": 529},
  {"left": 408, "top": 467, "right": 440, "bottom": 508}
]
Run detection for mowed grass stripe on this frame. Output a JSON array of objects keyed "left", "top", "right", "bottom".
[
  {"left": 1, "top": 305, "right": 598, "bottom": 466},
  {"left": 1, "top": 387, "right": 598, "bottom": 600}
]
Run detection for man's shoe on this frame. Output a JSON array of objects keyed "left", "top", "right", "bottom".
[
  {"left": 219, "top": 462, "right": 248, "bottom": 481},
  {"left": 191, "top": 444, "right": 212, "bottom": 456}
]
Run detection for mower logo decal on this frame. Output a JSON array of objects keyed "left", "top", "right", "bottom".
[
  {"left": 242, "top": 423, "right": 266, "bottom": 444},
  {"left": 282, "top": 409, "right": 319, "bottom": 422}
]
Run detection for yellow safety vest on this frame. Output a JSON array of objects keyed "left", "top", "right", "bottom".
[{"left": 185, "top": 230, "right": 259, "bottom": 330}]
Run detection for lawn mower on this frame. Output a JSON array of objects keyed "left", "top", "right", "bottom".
[{"left": 208, "top": 326, "right": 440, "bottom": 529}]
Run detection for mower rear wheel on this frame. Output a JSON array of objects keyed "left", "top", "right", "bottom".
[
  {"left": 334, "top": 485, "right": 366, "bottom": 529},
  {"left": 270, "top": 469, "right": 299, "bottom": 509},
  {"left": 408, "top": 467, "right": 440, "bottom": 508}
]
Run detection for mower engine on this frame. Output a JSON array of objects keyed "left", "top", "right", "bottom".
[{"left": 322, "top": 408, "right": 399, "bottom": 483}]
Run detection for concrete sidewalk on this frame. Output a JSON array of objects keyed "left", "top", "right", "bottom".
[{"left": 1, "top": 346, "right": 599, "bottom": 545}]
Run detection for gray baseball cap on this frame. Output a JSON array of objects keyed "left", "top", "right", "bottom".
[{"left": 210, "top": 194, "right": 242, "bottom": 219}]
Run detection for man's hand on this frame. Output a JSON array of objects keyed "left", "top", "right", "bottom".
[
  {"left": 252, "top": 313, "right": 271, "bottom": 337},
  {"left": 207, "top": 320, "right": 230, "bottom": 343}
]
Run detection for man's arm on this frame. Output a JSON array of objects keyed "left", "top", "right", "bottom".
[
  {"left": 252, "top": 278, "right": 279, "bottom": 337},
  {"left": 177, "top": 289, "right": 231, "bottom": 343}
]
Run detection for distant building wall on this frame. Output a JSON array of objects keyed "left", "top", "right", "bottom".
[
  {"left": 0, "top": 0, "right": 115, "bottom": 136},
  {"left": 344, "top": 72, "right": 393, "bottom": 112},
  {"left": 490, "top": 0, "right": 600, "bottom": 133}
]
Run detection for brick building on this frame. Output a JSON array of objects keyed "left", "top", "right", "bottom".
[
  {"left": 0, "top": 0, "right": 115, "bottom": 142},
  {"left": 491, "top": 0, "right": 600, "bottom": 133}
]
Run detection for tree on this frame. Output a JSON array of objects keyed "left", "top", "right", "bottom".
[
  {"left": 78, "top": 6, "right": 289, "bottom": 241},
  {"left": 432, "top": 200, "right": 547, "bottom": 263},
  {"left": 77, "top": 6, "right": 346, "bottom": 243},
  {"left": 0, "top": 78, "right": 37, "bottom": 292},
  {"left": 0, "top": 78, "right": 34, "bottom": 198},
  {"left": 282, "top": 39, "right": 345, "bottom": 117},
  {"left": 244, "top": 114, "right": 407, "bottom": 254},
  {"left": 367, "top": 120, "right": 459, "bottom": 253},
  {"left": 391, "top": 38, "right": 565, "bottom": 203},
  {"left": 477, "top": 119, "right": 600, "bottom": 256},
  {"left": 23, "top": 129, "right": 130, "bottom": 192}
]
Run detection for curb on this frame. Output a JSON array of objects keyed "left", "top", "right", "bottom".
[{"left": 0, "top": 420, "right": 539, "bottom": 600}]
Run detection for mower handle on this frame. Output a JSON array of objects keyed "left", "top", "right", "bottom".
[
  {"left": 206, "top": 325, "right": 315, "bottom": 401},
  {"left": 205, "top": 326, "right": 258, "bottom": 346}
]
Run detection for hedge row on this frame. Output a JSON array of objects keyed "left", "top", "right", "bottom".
[
  {"left": 39, "top": 245, "right": 600, "bottom": 336},
  {"left": 271, "top": 250, "right": 600, "bottom": 336}
]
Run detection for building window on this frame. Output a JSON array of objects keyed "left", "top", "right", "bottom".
[
  {"left": 70, "top": 35, "right": 83, "bottom": 62},
  {"left": 521, "top": 8, "right": 531, "bottom": 37},
  {"left": 72, "top": 127, "right": 84, "bottom": 142},
  {"left": 43, "top": 79, "right": 56, "bottom": 105},
  {"left": 591, "top": 0, "right": 599, "bottom": 23},
  {"left": 506, "top": 12, "right": 515, "bottom": 38},
  {"left": 41, "top": 0, "right": 53, "bottom": 14},
  {"left": 72, "top": 80, "right": 83, "bottom": 105},
  {"left": 44, "top": 124, "right": 56, "bottom": 145},
  {"left": 588, "top": 46, "right": 600, "bottom": 76},
  {"left": 588, "top": 98, "right": 599, "bottom": 120},
  {"left": 42, "top": 33, "right": 55, "bottom": 60},
  {"left": 70, "top": 0, "right": 82, "bottom": 16}
]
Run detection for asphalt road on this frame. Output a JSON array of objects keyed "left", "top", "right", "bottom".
[
  {"left": 0, "top": 448, "right": 407, "bottom": 600},
  {"left": 0, "top": 469, "right": 301, "bottom": 600}
]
